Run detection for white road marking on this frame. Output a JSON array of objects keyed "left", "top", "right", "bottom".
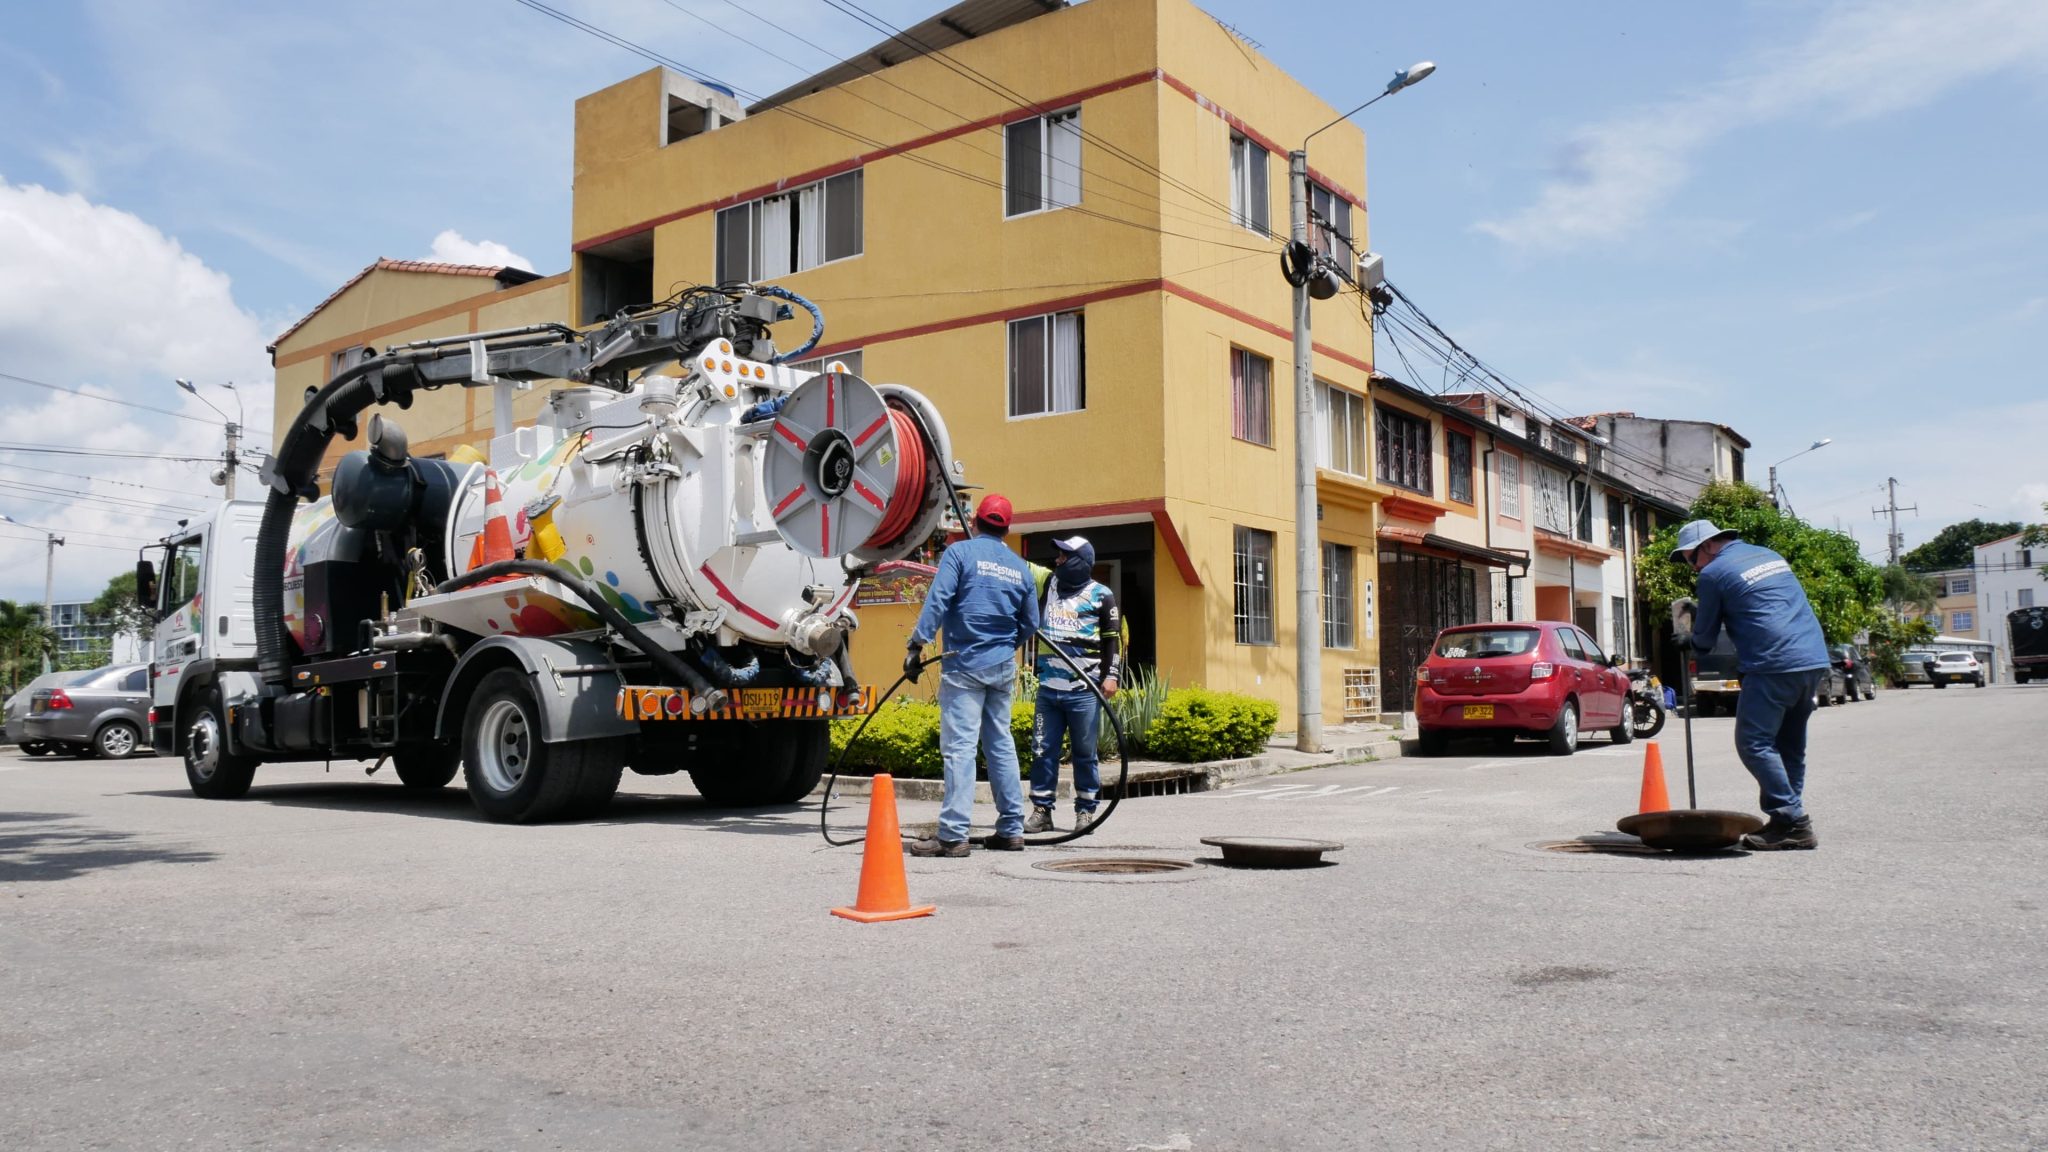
[{"left": 1204, "top": 783, "right": 1402, "bottom": 802}]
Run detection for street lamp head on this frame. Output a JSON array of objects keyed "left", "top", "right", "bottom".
[
  {"left": 176, "top": 378, "right": 196, "bottom": 394},
  {"left": 1812, "top": 438, "right": 1833, "bottom": 450},
  {"left": 1387, "top": 61, "right": 1436, "bottom": 94}
]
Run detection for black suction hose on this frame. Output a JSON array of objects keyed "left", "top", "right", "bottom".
[
  {"left": 438, "top": 559, "right": 728, "bottom": 712},
  {"left": 819, "top": 402, "right": 1131, "bottom": 848}
]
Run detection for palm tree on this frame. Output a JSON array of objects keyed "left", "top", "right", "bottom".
[
  {"left": 1881, "top": 565, "right": 1940, "bottom": 620},
  {"left": 0, "top": 599, "right": 57, "bottom": 696}
]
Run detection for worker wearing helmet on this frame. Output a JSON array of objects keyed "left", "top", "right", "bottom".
[
  {"left": 904, "top": 494, "right": 1039, "bottom": 856},
  {"left": 1025, "top": 535, "right": 1121, "bottom": 833},
  {"left": 1670, "top": 519, "right": 1830, "bottom": 851}
]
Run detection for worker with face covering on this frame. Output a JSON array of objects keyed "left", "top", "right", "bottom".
[{"left": 1025, "top": 535, "right": 1122, "bottom": 833}]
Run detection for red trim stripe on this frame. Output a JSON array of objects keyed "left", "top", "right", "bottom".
[
  {"left": 775, "top": 422, "right": 808, "bottom": 449},
  {"left": 825, "top": 375, "right": 836, "bottom": 428},
  {"left": 819, "top": 502, "right": 831, "bottom": 554},
  {"left": 772, "top": 485, "right": 806, "bottom": 517},
  {"left": 850, "top": 480, "right": 886, "bottom": 511},
  {"left": 698, "top": 563, "right": 780, "bottom": 630},
  {"left": 852, "top": 413, "right": 889, "bottom": 447}
]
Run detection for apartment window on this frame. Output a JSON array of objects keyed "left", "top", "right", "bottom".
[
  {"left": 1949, "top": 576, "right": 1973, "bottom": 595},
  {"left": 1730, "top": 447, "right": 1746, "bottom": 483},
  {"left": 1607, "top": 494, "right": 1626, "bottom": 550},
  {"left": 1951, "top": 610, "right": 1974, "bottom": 632},
  {"left": 1322, "top": 542, "right": 1355, "bottom": 649},
  {"left": 1233, "top": 527, "right": 1276, "bottom": 645},
  {"left": 1308, "top": 182, "right": 1352, "bottom": 267},
  {"left": 1008, "top": 312, "right": 1084, "bottom": 418},
  {"left": 1572, "top": 479, "right": 1594, "bottom": 542},
  {"left": 788, "top": 350, "right": 864, "bottom": 379},
  {"left": 1498, "top": 453, "right": 1522, "bottom": 519},
  {"left": 1375, "top": 404, "right": 1431, "bottom": 494},
  {"left": 1229, "top": 133, "right": 1270, "bottom": 234},
  {"left": 1315, "top": 382, "right": 1366, "bottom": 475},
  {"left": 2022, "top": 549, "right": 2034, "bottom": 567},
  {"left": 328, "top": 344, "right": 366, "bottom": 382},
  {"left": 1611, "top": 595, "right": 1628, "bottom": 660},
  {"left": 715, "top": 169, "right": 863, "bottom": 283},
  {"left": 579, "top": 229, "right": 655, "bottom": 324},
  {"left": 1445, "top": 428, "right": 1474, "bottom": 504},
  {"left": 1005, "top": 109, "right": 1082, "bottom": 216},
  {"left": 2020, "top": 588, "right": 2035, "bottom": 609},
  {"left": 1231, "top": 348, "right": 1272, "bottom": 446}
]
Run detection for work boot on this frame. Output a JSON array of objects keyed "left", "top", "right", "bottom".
[
  {"left": 981, "top": 833, "right": 1026, "bottom": 851},
  {"left": 908, "top": 837, "right": 970, "bottom": 858},
  {"left": 1024, "top": 806, "right": 1055, "bottom": 833},
  {"left": 1741, "top": 816, "right": 1817, "bottom": 851},
  {"left": 1073, "top": 807, "right": 1101, "bottom": 832}
]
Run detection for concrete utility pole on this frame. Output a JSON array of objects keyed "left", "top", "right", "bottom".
[
  {"left": 1873, "top": 477, "right": 1917, "bottom": 566},
  {"left": 178, "top": 378, "right": 243, "bottom": 500},
  {"left": 222, "top": 420, "right": 240, "bottom": 501},
  {"left": 0, "top": 513, "right": 65, "bottom": 665},
  {"left": 1768, "top": 438, "right": 1832, "bottom": 514},
  {"left": 1286, "top": 60, "right": 1434, "bottom": 752}
]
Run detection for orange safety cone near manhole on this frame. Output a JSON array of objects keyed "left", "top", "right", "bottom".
[
  {"left": 1638, "top": 742, "right": 1672, "bottom": 814},
  {"left": 831, "top": 774, "right": 936, "bottom": 923}
]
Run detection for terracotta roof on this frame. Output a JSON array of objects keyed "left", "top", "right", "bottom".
[{"left": 269, "top": 258, "right": 545, "bottom": 351}]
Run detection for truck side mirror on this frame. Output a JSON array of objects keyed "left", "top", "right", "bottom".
[{"left": 135, "top": 559, "right": 157, "bottom": 614}]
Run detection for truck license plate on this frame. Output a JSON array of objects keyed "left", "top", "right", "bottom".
[
  {"left": 1463, "top": 704, "right": 1494, "bottom": 720},
  {"left": 739, "top": 688, "right": 783, "bottom": 713}
]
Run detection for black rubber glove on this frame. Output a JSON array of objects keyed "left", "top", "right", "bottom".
[{"left": 903, "top": 646, "right": 926, "bottom": 683}]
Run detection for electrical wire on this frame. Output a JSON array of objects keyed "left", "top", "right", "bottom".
[
  {"left": 0, "top": 460, "right": 221, "bottom": 500},
  {"left": 0, "top": 369, "right": 221, "bottom": 427},
  {"left": 0, "top": 530, "right": 144, "bottom": 555},
  {"left": 0, "top": 442, "right": 227, "bottom": 463}
]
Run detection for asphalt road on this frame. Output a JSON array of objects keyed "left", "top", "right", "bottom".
[{"left": 3, "top": 684, "right": 2043, "bottom": 1150}]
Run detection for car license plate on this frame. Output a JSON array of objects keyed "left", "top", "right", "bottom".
[
  {"left": 1463, "top": 704, "right": 1494, "bottom": 720},
  {"left": 739, "top": 688, "right": 782, "bottom": 713}
]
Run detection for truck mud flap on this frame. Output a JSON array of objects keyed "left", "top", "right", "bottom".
[{"left": 619, "top": 684, "right": 876, "bottom": 722}]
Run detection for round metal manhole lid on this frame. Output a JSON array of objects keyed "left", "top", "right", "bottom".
[
  {"left": 1199, "top": 836, "right": 1344, "bottom": 868},
  {"left": 1032, "top": 857, "right": 1195, "bottom": 876},
  {"left": 1529, "top": 834, "right": 1665, "bottom": 857}
]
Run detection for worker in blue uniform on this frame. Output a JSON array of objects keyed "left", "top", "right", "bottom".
[
  {"left": 1672, "top": 519, "right": 1831, "bottom": 850},
  {"left": 904, "top": 494, "right": 1038, "bottom": 856}
]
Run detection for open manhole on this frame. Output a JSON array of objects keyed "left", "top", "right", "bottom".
[
  {"left": 1530, "top": 835, "right": 1664, "bottom": 857},
  {"left": 1033, "top": 858, "right": 1196, "bottom": 875}
]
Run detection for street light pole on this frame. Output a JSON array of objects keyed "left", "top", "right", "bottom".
[
  {"left": 1767, "top": 437, "right": 1833, "bottom": 512},
  {"left": 1285, "top": 60, "right": 1434, "bottom": 752},
  {"left": 178, "top": 378, "right": 241, "bottom": 500},
  {"left": 0, "top": 513, "right": 65, "bottom": 641}
]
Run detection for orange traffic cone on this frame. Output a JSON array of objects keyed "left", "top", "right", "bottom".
[
  {"left": 831, "top": 774, "right": 936, "bottom": 923},
  {"left": 1637, "top": 742, "right": 1672, "bottom": 814},
  {"left": 468, "top": 470, "right": 517, "bottom": 580}
]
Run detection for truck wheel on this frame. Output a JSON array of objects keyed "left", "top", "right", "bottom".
[
  {"left": 561, "top": 740, "right": 630, "bottom": 820},
  {"left": 392, "top": 743, "right": 461, "bottom": 789},
  {"left": 185, "top": 691, "right": 258, "bottom": 799},
  {"left": 1546, "top": 700, "right": 1579, "bottom": 756},
  {"left": 462, "top": 668, "right": 600, "bottom": 823},
  {"left": 688, "top": 722, "right": 825, "bottom": 806},
  {"left": 93, "top": 720, "right": 142, "bottom": 760},
  {"left": 765, "top": 721, "right": 830, "bottom": 804}
]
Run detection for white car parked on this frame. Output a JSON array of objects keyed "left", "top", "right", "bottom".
[{"left": 1930, "top": 651, "right": 1986, "bottom": 688}]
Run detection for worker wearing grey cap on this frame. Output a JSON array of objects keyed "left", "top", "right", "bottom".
[{"left": 1670, "top": 519, "right": 1830, "bottom": 850}]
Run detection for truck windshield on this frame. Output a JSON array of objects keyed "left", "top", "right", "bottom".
[{"left": 162, "top": 537, "right": 202, "bottom": 616}]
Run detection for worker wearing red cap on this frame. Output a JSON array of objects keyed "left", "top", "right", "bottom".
[{"left": 904, "top": 493, "right": 1040, "bottom": 856}]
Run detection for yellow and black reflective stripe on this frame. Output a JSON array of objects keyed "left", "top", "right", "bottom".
[{"left": 615, "top": 685, "right": 878, "bottom": 721}]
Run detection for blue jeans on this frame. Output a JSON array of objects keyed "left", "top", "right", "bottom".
[
  {"left": 1733, "top": 668, "right": 1823, "bottom": 821},
  {"left": 1031, "top": 686, "right": 1102, "bottom": 814},
  {"left": 937, "top": 662, "right": 1025, "bottom": 842}
]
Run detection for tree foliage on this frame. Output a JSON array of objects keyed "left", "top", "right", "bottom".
[
  {"left": 87, "top": 570, "right": 154, "bottom": 640},
  {"left": 1864, "top": 613, "right": 1936, "bottom": 686},
  {"left": 1880, "top": 565, "right": 1940, "bottom": 618},
  {"left": 0, "top": 599, "right": 58, "bottom": 696},
  {"left": 2020, "top": 502, "right": 2047, "bottom": 581},
  {"left": 1637, "top": 481, "right": 1883, "bottom": 644},
  {"left": 1901, "top": 518, "right": 2021, "bottom": 571}
]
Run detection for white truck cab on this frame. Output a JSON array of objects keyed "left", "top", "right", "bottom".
[{"left": 145, "top": 500, "right": 264, "bottom": 756}]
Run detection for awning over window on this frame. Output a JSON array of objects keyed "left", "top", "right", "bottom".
[{"left": 1378, "top": 525, "right": 1528, "bottom": 571}]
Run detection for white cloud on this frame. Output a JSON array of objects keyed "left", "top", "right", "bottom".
[
  {"left": 426, "top": 229, "right": 534, "bottom": 272},
  {"left": 1476, "top": 0, "right": 2048, "bottom": 250},
  {"left": 0, "top": 176, "right": 273, "bottom": 603}
]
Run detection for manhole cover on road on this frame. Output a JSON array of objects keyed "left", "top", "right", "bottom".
[{"left": 1033, "top": 858, "right": 1195, "bottom": 875}]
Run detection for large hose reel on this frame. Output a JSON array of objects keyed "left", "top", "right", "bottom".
[{"left": 765, "top": 370, "right": 937, "bottom": 561}]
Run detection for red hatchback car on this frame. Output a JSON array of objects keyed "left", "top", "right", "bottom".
[{"left": 1414, "top": 621, "right": 1632, "bottom": 756}]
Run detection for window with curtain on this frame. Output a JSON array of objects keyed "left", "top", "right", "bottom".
[
  {"left": 1007, "top": 311, "right": 1084, "bottom": 417},
  {"left": 1374, "top": 404, "right": 1432, "bottom": 494},
  {"left": 1314, "top": 382, "right": 1366, "bottom": 475},
  {"left": 1499, "top": 453, "right": 1522, "bottom": 519},
  {"left": 1234, "top": 527, "right": 1276, "bottom": 645},
  {"left": 1606, "top": 494, "right": 1626, "bottom": 550},
  {"left": 1005, "top": 109, "right": 1082, "bottom": 216},
  {"left": 1308, "top": 182, "right": 1353, "bottom": 269},
  {"left": 715, "top": 169, "right": 863, "bottom": 283},
  {"left": 1231, "top": 348, "right": 1272, "bottom": 446},
  {"left": 1446, "top": 427, "right": 1474, "bottom": 504},
  {"left": 1230, "top": 133, "right": 1269, "bottom": 234},
  {"left": 1322, "top": 542, "right": 1355, "bottom": 649},
  {"left": 1611, "top": 595, "right": 1628, "bottom": 660}
]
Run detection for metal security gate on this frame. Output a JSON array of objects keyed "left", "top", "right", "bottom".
[{"left": 1377, "top": 547, "right": 1482, "bottom": 711}]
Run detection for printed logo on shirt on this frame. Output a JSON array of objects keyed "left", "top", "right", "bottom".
[
  {"left": 976, "top": 559, "right": 1025, "bottom": 584},
  {"left": 1738, "top": 559, "right": 1792, "bottom": 586}
]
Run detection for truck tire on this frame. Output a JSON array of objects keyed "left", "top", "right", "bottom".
[
  {"left": 1546, "top": 700, "right": 1580, "bottom": 756},
  {"left": 562, "top": 741, "right": 630, "bottom": 820},
  {"left": 93, "top": 720, "right": 142, "bottom": 760},
  {"left": 392, "top": 743, "right": 461, "bottom": 789},
  {"left": 687, "top": 721, "right": 827, "bottom": 806},
  {"left": 462, "top": 668, "right": 601, "bottom": 823},
  {"left": 765, "top": 721, "right": 830, "bottom": 804},
  {"left": 185, "top": 690, "right": 259, "bottom": 799}
]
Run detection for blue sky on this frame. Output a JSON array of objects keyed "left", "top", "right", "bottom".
[{"left": 1, "top": 0, "right": 2044, "bottom": 602}]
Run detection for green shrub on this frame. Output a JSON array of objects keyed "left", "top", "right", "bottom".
[
  {"left": 1141, "top": 687, "right": 1280, "bottom": 762},
  {"left": 829, "top": 697, "right": 943, "bottom": 778},
  {"left": 1098, "top": 664, "right": 1169, "bottom": 761}
]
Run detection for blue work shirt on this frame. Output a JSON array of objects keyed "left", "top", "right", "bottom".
[
  {"left": 1691, "top": 540, "right": 1830, "bottom": 674},
  {"left": 910, "top": 534, "right": 1039, "bottom": 674}
]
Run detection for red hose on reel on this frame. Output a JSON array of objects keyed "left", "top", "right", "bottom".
[{"left": 861, "top": 403, "right": 927, "bottom": 549}]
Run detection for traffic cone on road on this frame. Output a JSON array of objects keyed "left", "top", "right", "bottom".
[
  {"left": 831, "top": 774, "right": 936, "bottom": 923},
  {"left": 1637, "top": 742, "right": 1672, "bottom": 814},
  {"left": 467, "top": 470, "right": 517, "bottom": 579}
]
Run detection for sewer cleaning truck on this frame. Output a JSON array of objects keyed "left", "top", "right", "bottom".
[{"left": 141, "top": 285, "right": 958, "bottom": 821}]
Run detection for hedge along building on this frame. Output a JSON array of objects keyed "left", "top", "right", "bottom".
[{"left": 267, "top": 0, "right": 1384, "bottom": 726}]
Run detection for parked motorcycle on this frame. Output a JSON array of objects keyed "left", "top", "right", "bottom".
[{"left": 1627, "top": 668, "right": 1667, "bottom": 738}]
